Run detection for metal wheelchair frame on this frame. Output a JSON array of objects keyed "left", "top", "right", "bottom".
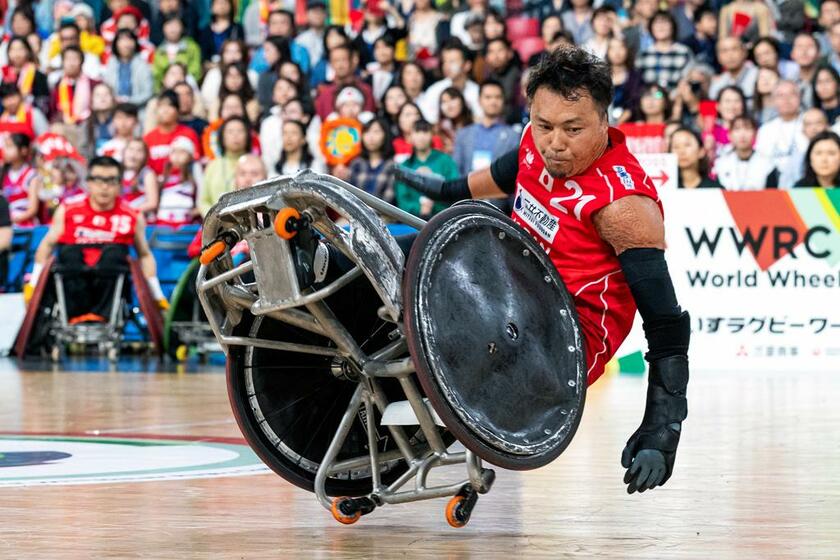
[{"left": 197, "top": 171, "right": 496, "bottom": 525}]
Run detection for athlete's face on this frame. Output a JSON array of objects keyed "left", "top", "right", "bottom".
[
  {"left": 529, "top": 87, "right": 609, "bottom": 178},
  {"left": 87, "top": 164, "right": 121, "bottom": 209}
]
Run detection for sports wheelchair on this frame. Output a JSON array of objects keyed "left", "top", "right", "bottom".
[
  {"left": 198, "top": 171, "right": 587, "bottom": 526},
  {"left": 14, "top": 251, "right": 164, "bottom": 361}
]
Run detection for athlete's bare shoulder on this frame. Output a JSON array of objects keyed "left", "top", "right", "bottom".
[{"left": 592, "top": 195, "right": 665, "bottom": 255}]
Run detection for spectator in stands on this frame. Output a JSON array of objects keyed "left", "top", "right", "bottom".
[
  {"left": 407, "top": 0, "right": 446, "bottom": 63},
  {"left": 637, "top": 10, "right": 694, "bottom": 89},
  {"left": 563, "top": 0, "right": 594, "bottom": 46},
  {"left": 143, "top": 90, "right": 201, "bottom": 175},
  {"left": 398, "top": 61, "right": 428, "bottom": 104},
  {"left": 174, "top": 81, "right": 209, "bottom": 139},
  {"left": 709, "top": 85, "right": 747, "bottom": 154},
  {"left": 1, "top": 132, "right": 40, "bottom": 225},
  {"left": 248, "top": 10, "right": 309, "bottom": 75},
  {"left": 718, "top": 0, "right": 775, "bottom": 41},
  {"left": 394, "top": 119, "right": 457, "bottom": 218},
  {"left": 327, "top": 85, "right": 374, "bottom": 124},
  {"left": 670, "top": 0, "right": 705, "bottom": 42},
  {"left": 101, "top": 4, "right": 151, "bottom": 45},
  {"left": 709, "top": 37, "right": 758, "bottom": 102},
  {"left": 828, "top": 21, "right": 840, "bottom": 74},
  {"left": 196, "top": 0, "right": 244, "bottom": 63},
  {"left": 623, "top": 0, "right": 657, "bottom": 55},
  {"left": 353, "top": 3, "right": 406, "bottom": 68},
  {"left": 452, "top": 80, "right": 518, "bottom": 176},
  {"left": 156, "top": 135, "right": 201, "bottom": 227},
  {"left": 0, "top": 83, "right": 48, "bottom": 138},
  {"left": 436, "top": 87, "right": 472, "bottom": 154},
  {"left": 607, "top": 37, "right": 643, "bottom": 125},
  {"left": 312, "top": 26, "right": 353, "bottom": 89},
  {"left": 276, "top": 120, "right": 326, "bottom": 175},
  {"left": 296, "top": 0, "right": 328, "bottom": 69},
  {"left": 199, "top": 116, "right": 250, "bottom": 216},
  {"left": 103, "top": 29, "right": 154, "bottom": 108},
  {"left": 200, "top": 40, "right": 257, "bottom": 109},
  {"left": 482, "top": 9, "right": 506, "bottom": 42},
  {"left": 144, "top": 63, "right": 206, "bottom": 131},
  {"left": 681, "top": 6, "right": 718, "bottom": 71},
  {"left": 98, "top": 102, "right": 138, "bottom": 160},
  {"left": 43, "top": 21, "right": 102, "bottom": 79},
  {"left": 69, "top": 3, "right": 105, "bottom": 59},
  {"left": 794, "top": 131, "right": 840, "bottom": 188},
  {"left": 816, "top": 0, "right": 840, "bottom": 55},
  {"left": 753, "top": 66, "right": 780, "bottom": 124},
  {"left": 671, "top": 63, "right": 714, "bottom": 128},
  {"left": 483, "top": 37, "right": 522, "bottom": 124},
  {"left": 380, "top": 84, "right": 409, "bottom": 137},
  {"left": 789, "top": 108, "right": 829, "bottom": 185},
  {"left": 50, "top": 46, "right": 93, "bottom": 125},
  {"left": 537, "top": 14, "right": 563, "bottom": 52},
  {"left": 208, "top": 63, "right": 260, "bottom": 123},
  {"left": 152, "top": 14, "right": 202, "bottom": 90},
  {"left": 314, "top": 44, "right": 375, "bottom": 121},
  {"left": 259, "top": 88, "right": 296, "bottom": 172},
  {"left": 1, "top": 8, "right": 38, "bottom": 63},
  {"left": 670, "top": 126, "right": 722, "bottom": 189},
  {"left": 281, "top": 97, "right": 321, "bottom": 164},
  {"left": 632, "top": 83, "right": 672, "bottom": 124},
  {"left": 2, "top": 36, "right": 50, "bottom": 117},
  {"left": 420, "top": 40, "right": 482, "bottom": 124},
  {"left": 348, "top": 118, "right": 396, "bottom": 203},
  {"left": 751, "top": 37, "right": 798, "bottom": 81},
  {"left": 813, "top": 66, "right": 840, "bottom": 125},
  {"left": 393, "top": 101, "right": 443, "bottom": 163},
  {"left": 583, "top": 6, "right": 616, "bottom": 60},
  {"left": 451, "top": 0, "right": 488, "bottom": 47},
  {"left": 755, "top": 80, "right": 808, "bottom": 188},
  {"left": 79, "top": 83, "right": 117, "bottom": 160},
  {"left": 713, "top": 115, "right": 778, "bottom": 190},
  {"left": 255, "top": 36, "right": 292, "bottom": 109},
  {"left": 364, "top": 35, "right": 399, "bottom": 103},
  {"left": 150, "top": 0, "right": 199, "bottom": 45},
  {"left": 121, "top": 137, "right": 159, "bottom": 213},
  {"left": 791, "top": 33, "right": 820, "bottom": 107}
]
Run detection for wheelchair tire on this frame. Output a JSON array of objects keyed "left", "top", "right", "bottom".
[{"left": 226, "top": 303, "right": 445, "bottom": 496}]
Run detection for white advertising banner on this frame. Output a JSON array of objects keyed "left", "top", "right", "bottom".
[{"left": 617, "top": 188, "right": 840, "bottom": 372}]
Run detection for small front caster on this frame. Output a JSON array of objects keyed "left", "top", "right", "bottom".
[
  {"left": 445, "top": 484, "right": 479, "bottom": 528},
  {"left": 330, "top": 496, "right": 376, "bottom": 525}
]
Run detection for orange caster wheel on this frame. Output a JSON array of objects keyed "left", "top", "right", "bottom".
[
  {"left": 331, "top": 497, "right": 361, "bottom": 525},
  {"left": 274, "top": 207, "right": 302, "bottom": 240},
  {"left": 445, "top": 484, "right": 478, "bottom": 528}
]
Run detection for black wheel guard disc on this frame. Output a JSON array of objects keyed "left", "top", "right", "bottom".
[{"left": 404, "top": 204, "right": 587, "bottom": 470}]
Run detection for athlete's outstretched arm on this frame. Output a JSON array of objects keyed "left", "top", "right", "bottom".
[
  {"left": 594, "top": 196, "right": 690, "bottom": 495},
  {"left": 392, "top": 149, "right": 518, "bottom": 201}
]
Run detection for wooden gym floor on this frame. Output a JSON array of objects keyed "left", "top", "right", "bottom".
[{"left": 0, "top": 358, "right": 837, "bottom": 559}]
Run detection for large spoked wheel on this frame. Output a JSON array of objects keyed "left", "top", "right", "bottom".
[{"left": 226, "top": 274, "right": 446, "bottom": 496}]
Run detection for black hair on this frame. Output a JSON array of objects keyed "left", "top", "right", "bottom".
[
  {"left": 668, "top": 126, "right": 710, "bottom": 177},
  {"left": 483, "top": 8, "right": 507, "bottom": 38},
  {"left": 10, "top": 6, "right": 35, "bottom": 32},
  {"left": 277, "top": 119, "right": 314, "bottom": 172},
  {"left": 632, "top": 83, "right": 672, "bottom": 122},
  {"left": 265, "top": 35, "right": 292, "bottom": 71},
  {"left": 218, "top": 115, "right": 252, "bottom": 155},
  {"left": 62, "top": 45, "right": 84, "bottom": 62},
  {"left": 793, "top": 31, "right": 820, "bottom": 50},
  {"left": 211, "top": 0, "right": 235, "bottom": 22},
  {"left": 58, "top": 21, "right": 81, "bottom": 35},
  {"left": 0, "top": 132, "right": 32, "bottom": 187},
  {"left": 648, "top": 10, "right": 677, "bottom": 40},
  {"left": 593, "top": 5, "right": 616, "bottom": 18},
  {"left": 281, "top": 96, "right": 315, "bottom": 124},
  {"left": 693, "top": 5, "right": 715, "bottom": 24},
  {"left": 322, "top": 24, "right": 349, "bottom": 54},
  {"left": 220, "top": 62, "right": 255, "bottom": 101},
  {"left": 484, "top": 36, "right": 511, "bottom": 54},
  {"left": 328, "top": 42, "right": 356, "bottom": 62},
  {"left": 373, "top": 34, "right": 396, "bottom": 50},
  {"left": 440, "top": 38, "right": 472, "bottom": 63},
  {"left": 715, "top": 85, "right": 747, "bottom": 121},
  {"left": 813, "top": 65, "right": 840, "bottom": 109},
  {"left": 113, "top": 28, "right": 140, "bottom": 59},
  {"left": 413, "top": 119, "right": 433, "bottom": 133},
  {"left": 397, "top": 62, "right": 428, "bottom": 94},
  {"left": 526, "top": 47, "right": 613, "bottom": 116},
  {"left": 801, "top": 131, "right": 840, "bottom": 186},
  {"left": 0, "top": 82, "right": 21, "bottom": 99},
  {"left": 88, "top": 154, "right": 123, "bottom": 176},
  {"left": 6, "top": 35, "right": 36, "bottom": 65},
  {"left": 730, "top": 114, "right": 758, "bottom": 130},
  {"left": 114, "top": 102, "right": 139, "bottom": 117},
  {"left": 158, "top": 89, "right": 180, "bottom": 110},
  {"left": 750, "top": 36, "right": 781, "bottom": 65},
  {"left": 479, "top": 78, "right": 505, "bottom": 96},
  {"left": 438, "top": 86, "right": 472, "bottom": 128},
  {"left": 268, "top": 9, "right": 296, "bottom": 35},
  {"left": 162, "top": 13, "right": 185, "bottom": 30},
  {"left": 397, "top": 101, "right": 423, "bottom": 136},
  {"left": 361, "top": 117, "right": 395, "bottom": 159}
]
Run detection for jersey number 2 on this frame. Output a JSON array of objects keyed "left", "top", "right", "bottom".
[{"left": 549, "top": 180, "right": 596, "bottom": 221}]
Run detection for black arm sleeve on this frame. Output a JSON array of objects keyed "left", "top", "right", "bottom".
[
  {"left": 489, "top": 149, "right": 520, "bottom": 195},
  {"left": 0, "top": 196, "right": 11, "bottom": 228}
]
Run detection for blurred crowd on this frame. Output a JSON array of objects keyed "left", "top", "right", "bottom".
[{"left": 0, "top": 0, "right": 837, "bottom": 232}]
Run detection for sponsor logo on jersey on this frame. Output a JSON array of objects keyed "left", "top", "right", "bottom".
[
  {"left": 523, "top": 148, "right": 535, "bottom": 168},
  {"left": 612, "top": 165, "right": 635, "bottom": 190},
  {"left": 514, "top": 185, "right": 559, "bottom": 243},
  {"left": 74, "top": 227, "right": 117, "bottom": 243}
]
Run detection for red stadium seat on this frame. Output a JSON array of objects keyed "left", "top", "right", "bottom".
[
  {"left": 506, "top": 16, "right": 540, "bottom": 41},
  {"left": 513, "top": 37, "right": 546, "bottom": 64}
]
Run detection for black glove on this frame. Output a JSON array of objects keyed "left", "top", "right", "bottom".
[
  {"left": 621, "top": 355, "right": 688, "bottom": 494},
  {"left": 393, "top": 166, "right": 471, "bottom": 201}
]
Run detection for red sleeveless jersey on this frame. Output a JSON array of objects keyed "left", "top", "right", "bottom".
[
  {"left": 59, "top": 195, "right": 138, "bottom": 265},
  {"left": 3, "top": 164, "right": 37, "bottom": 226},
  {"left": 511, "top": 125, "right": 662, "bottom": 385}
]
